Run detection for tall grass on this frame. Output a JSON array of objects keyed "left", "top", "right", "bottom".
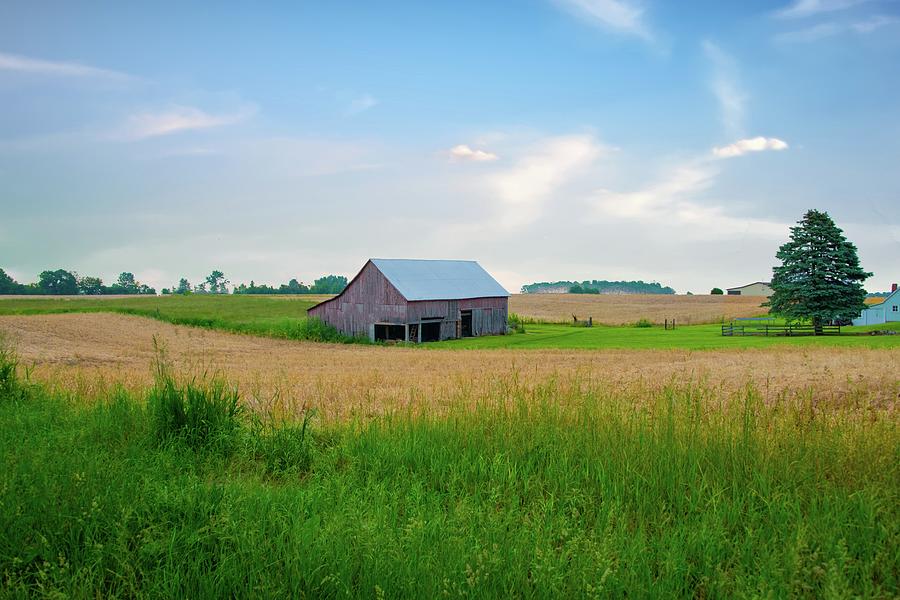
[{"left": 0, "top": 348, "right": 897, "bottom": 597}]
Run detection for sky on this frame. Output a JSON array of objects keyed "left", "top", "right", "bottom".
[{"left": 1, "top": 0, "right": 899, "bottom": 294}]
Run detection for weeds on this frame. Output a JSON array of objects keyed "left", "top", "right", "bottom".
[
  {"left": 634, "top": 317, "right": 653, "bottom": 328},
  {"left": 148, "top": 340, "right": 242, "bottom": 452}
]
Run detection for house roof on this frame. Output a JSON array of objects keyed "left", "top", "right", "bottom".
[
  {"left": 371, "top": 258, "right": 510, "bottom": 301},
  {"left": 862, "top": 287, "right": 899, "bottom": 310},
  {"left": 726, "top": 281, "right": 772, "bottom": 290}
]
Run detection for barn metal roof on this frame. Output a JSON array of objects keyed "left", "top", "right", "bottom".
[{"left": 371, "top": 259, "right": 510, "bottom": 301}]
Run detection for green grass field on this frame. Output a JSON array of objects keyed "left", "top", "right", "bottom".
[
  {"left": 437, "top": 322, "right": 900, "bottom": 350},
  {"left": 2, "top": 295, "right": 898, "bottom": 350},
  {"left": 0, "top": 295, "right": 348, "bottom": 342},
  {"left": 1, "top": 347, "right": 897, "bottom": 597}
]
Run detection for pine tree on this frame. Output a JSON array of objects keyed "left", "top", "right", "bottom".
[{"left": 767, "top": 210, "right": 871, "bottom": 331}]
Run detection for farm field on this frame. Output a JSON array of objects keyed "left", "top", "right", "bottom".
[
  {"left": 1, "top": 294, "right": 897, "bottom": 351},
  {"left": 1, "top": 313, "right": 898, "bottom": 596},
  {"left": 1, "top": 313, "right": 898, "bottom": 420},
  {"left": 2, "top": 301, "right": 898, "bottom": 596},
  {"left": 509, "top": 293, "right": 767, "bottom": 325}
]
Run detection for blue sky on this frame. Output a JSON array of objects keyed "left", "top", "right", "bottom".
[{"left": 1, "top": 0, "right": 898, "bottom": 293}]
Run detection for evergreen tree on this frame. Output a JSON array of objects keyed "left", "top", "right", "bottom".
[{"left": 767, "top": 210, "right": 871, "bottom": 330}]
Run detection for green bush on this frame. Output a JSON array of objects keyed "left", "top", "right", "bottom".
[
  {"left": 634, "top": 318, "right": 653, "bottom": 328},
  {"left": 507, "top": 312, "right": 526, "bottom": 334},
  {"left": 711, "top": 287, "right": 724, "bottom": 295}
]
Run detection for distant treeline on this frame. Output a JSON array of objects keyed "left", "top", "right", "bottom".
[
  {"left": 1, "top": 267, "right": 348, "bottom": 296},
  {"left": 0, "top": 268, "right": 155, "bottom": 296},
  {"left": 232, "top": 275, "right": 348, "bottom": 295},
  {"left": 521, "top": 280, "right": 676, "bottom": 295}
]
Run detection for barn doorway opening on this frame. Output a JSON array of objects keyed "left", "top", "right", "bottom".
[
  {"left": 420, "top": 321, "right": 441, "bottom": 342},
  {"left": 460, "top": 310, "right": 473, "bottom": 337},
  {"left": 374, "top": 324, "right": 406, "bottom": 341}
]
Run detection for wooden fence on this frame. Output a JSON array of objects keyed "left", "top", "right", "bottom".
[{"left": 721, "top": 323, "right": 841, "bottom": 337}]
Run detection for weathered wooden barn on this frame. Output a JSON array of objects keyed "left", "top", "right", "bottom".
[{"left": 308, "top": 259, "right": 510, "bottom": 342}]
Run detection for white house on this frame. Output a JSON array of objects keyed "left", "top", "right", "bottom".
[
  {"left": 853, "top": 284, "right": 900, "bottom": 326},
  {"left": 726, "top": 282, "right": 773, "bottom": 297}
]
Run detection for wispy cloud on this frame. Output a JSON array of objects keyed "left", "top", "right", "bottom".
[
  {"left": 851, "top": 14, "right": 899, "bottom": 32},
  {"left": 775, "top": 15, "right": 897, "bottom": 42},
  {"left": 591, "top": 159, "right": 787, "bottom": 240},
  {"left": 773, "top": 0, "right": 872, "bottom": 19},
  {"left": 713, "top": 137, "right": 789, "bottom": 158},
  {"left": 702, "top": 41, "right": 746, "bottom": 139},
  {"left": 0, "top": 51, "right": 134, "bottom": 81},
  {"left": 489, "top": 134, "right": 606, "bottom": 228},
  {"left": 551, "top": 0, "right": 651, "bottom": 40},
  {"left": 347, "top": 93, "right": 377, "bottom": 116},
  {"left": 448, "top": 144, "right": 499, "bottom": 162},
  {"left": 120, "top": 105, "right": 256, "bottom": 140}
]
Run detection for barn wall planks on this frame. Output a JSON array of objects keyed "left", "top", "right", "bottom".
[
  {"left": 309, "top": 260, "right": 509, "bottom": 341},
  {"left": 308, "top": 261, "right": 408, "bottom": 337}
]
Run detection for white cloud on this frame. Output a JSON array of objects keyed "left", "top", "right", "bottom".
[
  {"left": 347, "top": 93, "right": 377, "bottom": 115},
  {"left": 702, "top": 41, "right": 746, "bottom": 139},
  {"left": 489, "top": 134, "right": 606, "bottom": 227},
  {"left": 551, "top": 0, "right": 651, "bottom": 40},
  {"left": 0, "top": 51, "right": 133, "bottom": 81},
  {"left": 713, "top": 137, "right": 789, "bottom": 159},
  {"left": 591, "top": 159, "right": 788, "bottom": 240},
  {"left": 120, "top": 105, "right": 256, "bottom": 140},
  {"left": 448, "top": 144, "right": 499, "bottom": 162},
  {"left": 773, "top": 0, "right": 871, "bottom": 19},
  {"left": 774, "top": 22, "right": 843, "bottom": 42}
]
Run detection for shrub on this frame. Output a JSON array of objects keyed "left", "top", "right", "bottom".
[
  {"left": 507, "top": 313, "right": 526, "bottom": 334},
  {"left": 634, "top": 318, "right": 653, "bottom": 328},
  {"left": 711, "top": 287, "right": 724, "bottom": 295}
]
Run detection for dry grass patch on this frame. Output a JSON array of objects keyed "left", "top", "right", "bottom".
[
  {"left": 1, "top": 313, "right": 897, "bottom": 422},
  {"left": 510, "top": 293, "right": 767, "bottom": 325}
]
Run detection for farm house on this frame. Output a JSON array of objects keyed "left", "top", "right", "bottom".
[
  {"left": 308, "top": 259, "right": 510, "bottom": 342},
  {"left": 853, "top": 283, "right": 899, "bottom": 326},
  {"left": 726, "top": 282, "right": 773, "bottom": 297}
]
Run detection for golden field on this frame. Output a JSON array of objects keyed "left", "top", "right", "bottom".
[
  {"left": 510, "top": 293, "right": 767, "bottom": 325},
  {"left": 1, "top": 313, "right": 896, "bottom": 422}
]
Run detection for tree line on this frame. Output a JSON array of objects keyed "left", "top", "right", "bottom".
[
  {"left": 0, "top": 269, "right": 155, "bottom": 295},
  {"left": 0, "top": 268, "right": 348, "bottom": 296},
  {"left": 522, "top": 280, "right": 676, "bottom": 295}
]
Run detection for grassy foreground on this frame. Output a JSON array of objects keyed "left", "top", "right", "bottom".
[{"left": 1, "top": 347, "right": 897, "bottom": 597}]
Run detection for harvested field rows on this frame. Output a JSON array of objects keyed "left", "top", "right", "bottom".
[
  {"left": 510, "top": 293, "right": 767, "bottom": 325},
  {"left": 1, "top": 313, "right": 896, "bottom": 421}
]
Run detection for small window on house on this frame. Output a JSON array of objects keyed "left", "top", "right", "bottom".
[{"left": 893, "top": 305, "right": 898, "bottom": 312}]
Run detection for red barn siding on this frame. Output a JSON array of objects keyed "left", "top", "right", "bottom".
[{"left": 308, "top": 261, "right": 407, "bottom": 337}]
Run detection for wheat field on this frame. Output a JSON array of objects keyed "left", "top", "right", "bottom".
[
  {"left": 510, "top": 293, "right": 767, "bottom": 325},
  {"left": 1, "top": 313, "right": 896, "bottom": 421}
]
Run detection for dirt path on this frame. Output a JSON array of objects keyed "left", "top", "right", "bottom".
[{"left": 1, "top": 313, "right": 897, "bottom": 419}]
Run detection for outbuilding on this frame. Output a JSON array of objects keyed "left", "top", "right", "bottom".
[
  {"left": 726, "top": 282, "right": 773, "bottom": 297},
  {"left": 852, "top": 283, "right": 899, "bottom": 326},
  {"left": 308, "top": 259, "right": 510, "bottom": 342}
]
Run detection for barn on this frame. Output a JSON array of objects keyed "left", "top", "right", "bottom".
[{"left": 307, "top": 259, "right": 510, "bottom": 342}]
